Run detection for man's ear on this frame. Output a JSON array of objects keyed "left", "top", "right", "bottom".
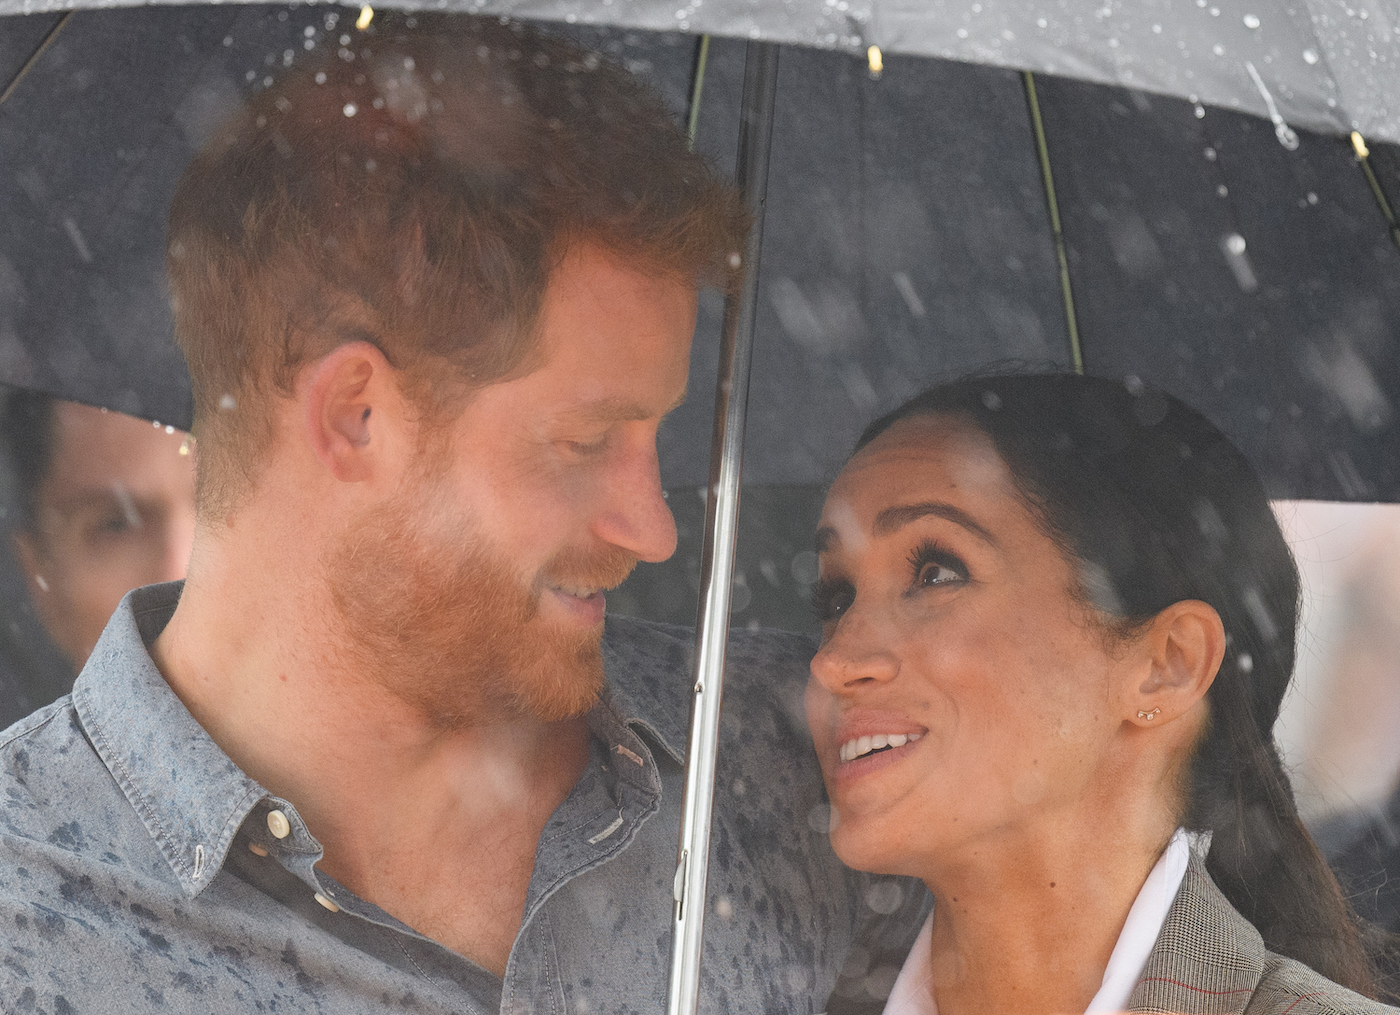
[
  {"left": 302, "top": 341, "right": 403, "bottom": 484},
  {"left": 1129, "top": 600, "right": 1226, "bottom": 727}
]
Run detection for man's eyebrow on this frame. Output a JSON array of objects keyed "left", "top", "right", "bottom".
[
  {"left": 815, "top": 501, "right": 998, "bottom": 553},
  {"left": 566, "top": 393, "right": 687, "bottom": 423}
]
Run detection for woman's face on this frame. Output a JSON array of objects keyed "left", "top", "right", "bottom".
[{"left": 806, "top": 414, "right": 1144, "bottom": 875}]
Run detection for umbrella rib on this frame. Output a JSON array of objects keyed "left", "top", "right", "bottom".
[
  {"left": 1349, "top": 133, "right": 1400, "bottom": 255},
  {"left": 0, "top": 10, "right": 72, "bottom": 109},
  {"left": 685, "top": 34, "right": 710, "bottom": 150},
  {"left": 1021, "top": 71, "right": 1084, "bottom": 375}
]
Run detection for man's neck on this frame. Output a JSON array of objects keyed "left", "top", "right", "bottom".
[{"left": 151, "top": 529, "right": 592, "bottom": 976}]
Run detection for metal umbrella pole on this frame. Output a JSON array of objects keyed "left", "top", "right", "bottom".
[{"left": 665, "top": 39, "right": 780, "bottom": 1015}]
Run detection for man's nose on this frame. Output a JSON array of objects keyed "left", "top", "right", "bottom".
[
  {"left": 810, "top": 606, "right": 901, "bottom": 692},
  {"left": 591, "top": 438, "right": 678, "bottom": 564}
]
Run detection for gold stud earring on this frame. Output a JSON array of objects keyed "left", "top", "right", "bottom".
[{"left": 1137, "top": 708, "right": 1160, "bottom": 720}]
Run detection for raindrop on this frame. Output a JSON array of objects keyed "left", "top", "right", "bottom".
[
  {"left": 807, "top": 804, "right": 837, "bottom": 833},
  {"left": 892, "top": 272, "right": 926, "bottom": 318},
  {"left": 1036, "top": 16, "right": 1047, "bottom": 28},
  {"left": 956, "top": 27, "right": 969, "bottom": 38},
  {"left": 1243, "top": 13, "right": 1260, "bottom": 28},
  {"left": 1307, "top": 191, "right": 1319, "bottom": 204},
  {"left": 1220, "top": 233, "right": 1258, "bottom": 292},
  {"left": 315, "top": 71, "right": 327, "bottom": 84},
  {"left": 865, "top": 880, "right": 905, "bottom": 914},
  {"left": 1212, "top": 44, "right": 1225, "bottom": 56},
  {"left": 164, "top": 425, "right": 175, "bottom": 435},
  {"left": 1238, "top": 652, "right": 1254, "bottom": 673},
  {"left": 1217, "top": 183, "right": 1229, "bottom": 197},
  {"left": 343, "top": 103, "right": 358, "bottom": 117},
  {"left": 714, "top": 896, "right": 734, "bottom": 920},
  {"left": 1209, "top": 6, "right": 1220, "bottom": 15},
  {"left": 1303, "top": 48, "right": 1319, "bottom": 64},
  {"left": 62, "top": 217, "right": 92, "bottom": 263},
  {"left": 1194, "top": 103, "right": 1206, "bottom": 118},
  {"left": 732, "top": 779, "right": 745, "bottom": 796},
  {"left": 1204, "top": 146, "right": 1217, "bottom": 160},
  {"left": 304, "top": 25, "right": 316, "bottom": 37},
  {"left": 219, "top": 394, "right": 237, "bottom": 411},
  {"left": 222, "top": 35, "right": 233, "bottom": 47},
  {"left": 791, "top": 550, "right": 819, "bottom": 585},
  {"left": 1152, "top": 23, "right": 1162, "bottom": 33},
  {"left": 981, "top": 390, "right": 1002, "bottom": 411}
]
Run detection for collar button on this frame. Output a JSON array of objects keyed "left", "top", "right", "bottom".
[{"left": 267, "top": 809, "right": 292, "bottom": 839}]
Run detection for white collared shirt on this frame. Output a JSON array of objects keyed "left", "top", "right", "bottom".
[{"left": 882, "top": 828, "right": 1200, "bottom": 1015}]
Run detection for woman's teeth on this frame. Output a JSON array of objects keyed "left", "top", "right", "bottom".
[{"left": 838, "top": 731, "right": 923, "bottom": 763}]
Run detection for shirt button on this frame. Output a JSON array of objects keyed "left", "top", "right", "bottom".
[
  {"left": 267, "top": 809, "right": 292, "bottom": 839},
  {"left": 314, "top": 892, "right": 341, "bottom": 913}
]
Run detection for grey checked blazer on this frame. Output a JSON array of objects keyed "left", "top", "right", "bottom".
[{"left": 1126, "top": 845, "right": 1397, "bottom": 1014}]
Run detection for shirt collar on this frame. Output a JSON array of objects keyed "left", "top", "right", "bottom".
[
  {"left": 71, "top": 587, "right": 694, "bottom": 899},
  {"left": 597, "top": 614, "right": 692, "bottom": 765},
  {"left": 72, "top": 581, "right": 267, "bottom": 900}
]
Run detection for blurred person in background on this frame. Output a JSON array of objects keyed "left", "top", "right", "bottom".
[
  {"left": 807, "top": 373, "right": 1395, "bottom": 1015},
  {"left": 0, "top": 389, "right": 195, "bottom": 725}
]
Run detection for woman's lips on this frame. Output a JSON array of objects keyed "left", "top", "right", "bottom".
[
  {"left": 838, "top": 730, "right": 924, "bottom": 762},
  {"left": 828, "top": 712, "right": 929, "bottom": 778}
]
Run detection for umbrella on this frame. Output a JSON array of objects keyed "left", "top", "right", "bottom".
[{"left": 3, "top": 4, "right": 1400, "bottom": 1013}]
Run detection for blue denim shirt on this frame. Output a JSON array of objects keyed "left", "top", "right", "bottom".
[{"left": 0, "top": 582, "right": 925, "bottom": 1014}]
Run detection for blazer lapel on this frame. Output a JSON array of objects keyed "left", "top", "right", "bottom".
[{"left": 1127, "top": 844, "right": 1265, "bottom": 1014}]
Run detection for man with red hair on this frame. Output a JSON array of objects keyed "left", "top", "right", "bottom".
[{"left": 0, "top": 14, "right": 920, "bottom": 1014}]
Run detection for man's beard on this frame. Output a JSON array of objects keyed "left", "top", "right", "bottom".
[{"left": 324, "top": 481, "right": 637, "bottom": 728}]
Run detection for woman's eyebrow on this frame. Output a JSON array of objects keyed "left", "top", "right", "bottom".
[
  {"left": 814, "top": 501, "right": 999, "bottom": 552},
  {"left": 873, "top": 502, "right": 999, "bottom": 547}
]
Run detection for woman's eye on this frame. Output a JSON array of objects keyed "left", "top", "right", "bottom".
[
  {"left": 918, "top": 562, "right": 961, "bottom": 587},
  {"left": 812, "top": 579, "right": 855, "bottom": 623},
  {"left": 907, "top": 540, "right": 968, "bottom": 591}
]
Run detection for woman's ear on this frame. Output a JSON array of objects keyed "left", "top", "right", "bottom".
[{"left": 1130, "top": 600, "right": 1226, "bottom": 727}]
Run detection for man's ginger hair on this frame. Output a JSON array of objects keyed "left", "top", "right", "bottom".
[{"left": 167, "top": 14, "right": 744, "bottom": 514}]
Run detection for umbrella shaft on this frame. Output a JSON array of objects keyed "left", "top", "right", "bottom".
[{"left": 665, "top": 39, "right": 780, "bottom": 1015}]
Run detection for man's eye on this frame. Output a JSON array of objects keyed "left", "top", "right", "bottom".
[{"left": 560, "top": 435, "right": 610, "bottom": 457}]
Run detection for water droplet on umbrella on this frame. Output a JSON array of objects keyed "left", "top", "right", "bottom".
[
  {"left": 1303, "top": 48, "right": 1319, "bottom": 64},
  {"left": 343, "top": 103, "right": 358, "bottom": 117},
  {"left": 1243, "top": 13, "right": 1260, "bottom": 28}
]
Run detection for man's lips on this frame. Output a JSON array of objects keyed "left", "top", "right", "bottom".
[{"left": 545, "top": 584, "right": 607, "bottom": 625}]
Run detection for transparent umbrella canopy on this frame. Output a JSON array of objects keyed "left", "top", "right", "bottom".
[{"left": 2, "top": 3, "right": 1400, "bottom": 1013}]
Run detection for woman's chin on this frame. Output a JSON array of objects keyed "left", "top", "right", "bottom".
[{"left": 828, "top": 813, "right": 920, "bottom": 877}]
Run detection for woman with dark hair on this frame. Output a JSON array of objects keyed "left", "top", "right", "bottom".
[{"left": 807, "top": 372, "right": 1395, "bottom": 1015}]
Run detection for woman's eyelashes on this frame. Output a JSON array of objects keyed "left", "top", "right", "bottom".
[{"left": 907, "top": 539, "right": 969, "bottom": 593}]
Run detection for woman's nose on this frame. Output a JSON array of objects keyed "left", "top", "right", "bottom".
[{"left": 810, "top": 612, "right": 900, "bottom": 691}]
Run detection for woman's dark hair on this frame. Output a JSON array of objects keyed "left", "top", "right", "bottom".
[{"left": 855, "top": 371, "right": 1377, "bottom": 994}]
